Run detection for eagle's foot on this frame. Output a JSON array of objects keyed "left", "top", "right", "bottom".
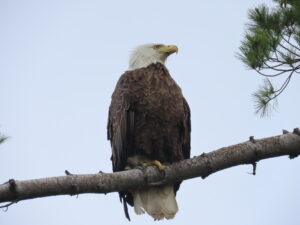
[{"left": 143, "top": 160, "right": 165, "bottom": 171}]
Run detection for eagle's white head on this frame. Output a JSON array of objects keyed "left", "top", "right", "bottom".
[{"left": 129, "top": 43, "right": 178, "bottom": 70}]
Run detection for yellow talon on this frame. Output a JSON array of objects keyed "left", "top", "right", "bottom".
[{"left": 143, "top": 160, "right": 165, "bottom": 171}]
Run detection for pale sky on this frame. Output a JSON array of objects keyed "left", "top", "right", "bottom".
[{"left": 1, "top": 1, "right": 299, "bottom": 225}]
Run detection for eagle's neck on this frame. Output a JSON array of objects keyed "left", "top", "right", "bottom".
[{"left": 129, "top": 54, "right": 166, "bottom": 70}]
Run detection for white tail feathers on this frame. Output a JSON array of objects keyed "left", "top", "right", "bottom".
[{"left": 132, "top": 185, "right": 178, "bottom": 220}]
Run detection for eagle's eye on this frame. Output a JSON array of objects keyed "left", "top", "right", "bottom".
[{"left": 153, "top": 44, "right": 163, "bottom": 49}]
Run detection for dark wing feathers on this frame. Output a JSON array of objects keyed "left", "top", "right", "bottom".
[
  {"left": 108, "top": 88, "right": 134, "bottom": 172},
  {"left": 173, "top": 97, "right": 191, "bottom": 194},
  {"left": 182, "top": 97, "right": 191, "bottom": 159},
  {"left": 107, "top": 76, "right": 135, "bottom": 220}
]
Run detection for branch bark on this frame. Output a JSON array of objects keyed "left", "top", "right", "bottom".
[{"left": 1, "top": 129, "right": 300, "bottom": 206}]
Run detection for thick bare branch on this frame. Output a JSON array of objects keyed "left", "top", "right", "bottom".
[{"left": 1, "top": 130, "right": 300, "bottom": 206}]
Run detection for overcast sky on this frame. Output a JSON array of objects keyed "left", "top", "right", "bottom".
[{"left": 1, "top": 1, "right": 299, "bottom": 225}]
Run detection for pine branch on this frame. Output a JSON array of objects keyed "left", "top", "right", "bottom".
[
  {"left": 1, "top": 129, "right": 300, "bottom": 208},
  {"left": 0, "top": 135, "right": 8, "bottom": 145},
  {"left": 253, "top": 69, "right": 294, "bottom": 117},
  {"left": 238, "top": 1, "right": 300, "bottom": 116}
]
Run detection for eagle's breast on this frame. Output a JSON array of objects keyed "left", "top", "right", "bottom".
[{"left": 122, "top": 63, "right": 184, "bottom": 161}]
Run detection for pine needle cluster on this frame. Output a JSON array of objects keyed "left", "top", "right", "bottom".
[
  {"left": 0, "top": 133, "right": 8, "bottom": 145},
  {"left": 238, "top": 0, "right": 300, "bottom": 116}
]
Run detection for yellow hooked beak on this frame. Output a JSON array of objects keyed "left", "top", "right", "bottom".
[{"left": 157, "top": 44, "right": 179, "bottom": 55}]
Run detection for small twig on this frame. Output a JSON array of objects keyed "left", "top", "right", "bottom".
[
  {"left": 293, "top": 128, "right": 300, "bottom": 136},
  {"left": 263, "top": 61, "right": 295, "bottom": 72},
  {"left": 7, "top": 179, "right": 18, "bottom": 199},
  {"left": 282, "top": 129, "right": 289, "bottom": 134},
  {"left": 0, "top": 201, "right": 15, "bottom": 211},
  {"left": 278, "top": 42, "right": 300, "bottom": 58},
  {"left": 247, "top": 162, "right": 257, "bottom": 175},
  {"left": 249, "top": 136, "right": 256, "bottom": 143},
  {"left": 65, "top": 171, "right": 82, "bottom": 199},
  {"left": 8, "top": 179, "right": 17, "bottom": 192},
  {"left": 273, "top": 72, "right": 293, "bottom": 94},
  {"left": 0, "top": 135, "right": 9, "bottom": 144},
  {"left": 65, "top": 170, "right": 73, "bottom": 176},
  {"left": 252, "top": 162, "right": 257, "bottom": 175},
  {"left": 259, "top": 70, "right": 294, "bottom": 108},
  {"left": 281, "top": 34, "right": 300, "bottom": 52},
  {"left": 255, "top": 68, "right": 286, "bottom": 77},
  {"left": 289, "top": 154, "right": 299, "bottom": 159}
]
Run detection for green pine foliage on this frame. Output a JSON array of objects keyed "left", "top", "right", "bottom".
[
  {"left": 239, "top": 0, "right": 300, "bottom": 116},
  {"left": 252, "top": 79, "right": 277, "bottom": 117},
  {"left": 0, "top": 133, "right": 8, "bottom": 145}
]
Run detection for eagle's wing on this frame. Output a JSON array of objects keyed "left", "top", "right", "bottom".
[
  {"left": 107, "top": 72, "right": 135, "bottom": 173},
  {"left": 182, "top": 97, "right": 191, "bottom": 160},
  {"left": 107, "top": 72, "right": 135, "bottom": 220},
  {"left": 173, "top": 97, "right": 191, "bottom": 195}
]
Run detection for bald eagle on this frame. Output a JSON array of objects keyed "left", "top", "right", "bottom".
[{"left": 107, "top": 43, "right": 191, "bottom": 220}]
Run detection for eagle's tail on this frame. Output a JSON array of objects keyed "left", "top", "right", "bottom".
[{"left": 132, "top": 185, "right": 178, "bottom": 220}]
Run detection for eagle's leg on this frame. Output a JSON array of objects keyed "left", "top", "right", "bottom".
[
  {"left": 127, "top": 157, "right": 139, "bottom": 169},
  {"left": 126, "top": 157, "right": 147, "bottom": 171},
  {"left": 143, "top": 160, "right": 165, "bottom": 171}
]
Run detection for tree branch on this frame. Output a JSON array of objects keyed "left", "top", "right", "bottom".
[
  {"left": 255, "top": 68, "right": 287, "bottom": 77},
  {"left": 281, "top": 34, "right": 300, "bottom": 52},
  {"left": 278, "top": 42, "right": 300, "bottom": 58},
  {"left": 1, "top": 130, "right": 300, "bottom": 206}
]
